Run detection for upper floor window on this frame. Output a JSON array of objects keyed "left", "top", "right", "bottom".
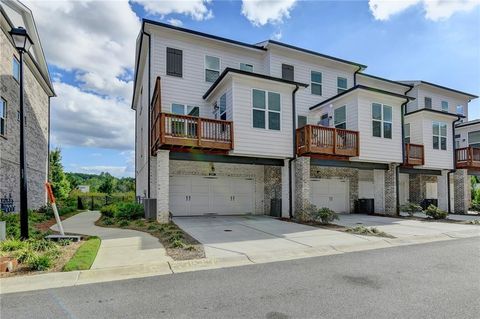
[
  {"left": 319, "top": 113, "right": 329, "bottom": 126},
  {"left": 240, "top": 63, "right": 253, "bottom": 72},
  {"left": 372, "top": 103, "right": 392, "bottom": 139},
  {"left": 456, "top": 105, "right": 464, "bottom": 115},
  {"left": 441, "top": 101, "right": 449, "bottom": 112},
  {"left": 252, "top": 89, "right": 281, "bottom": 130},
  {"left": 13, "top": 57, "right": 20, "bottom": 82},
  {"left": 334, "top": 106, "right": 346, "bottom": 129},
  {"left": 0, "top": 98, "right": 6, "bottom": 136},
  {"left": 432, "top": 121, "right": 447, "bottom": 150},
  {"left": 297, "top": 115, "right": 307, "bottom": 128},
  {"left": 166, "top": 47, "right": 183, "bottom": 77},
  {"left": 424, "top": 97, "right": 432, "bottom": 109},
  {"left": 404, "top": 123, "right": 410, "bottom": 144},
  {"left": 205, "top": 55, "right": 220, "bottom": 82},
  {"left": 281, "top": 64, "right": 294, "bottom": 81},
  {"left": 311, "top": 71, "right": 322, "bottom": 96},
  {"left": 218, "top": 93, "right": 227, "bottom": 120},
  {"left": 337, "top": 77, "right": 347, "bottom": 94},
  {"left": 172, "top": 103, "right": 199, "bottom": 116},
  {"left": 468, "top": 131, "right": 480, "bottom": 148}
]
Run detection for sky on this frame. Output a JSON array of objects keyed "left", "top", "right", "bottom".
[{"left": 24, "top": 0, "right": 480, "bottom": 177}]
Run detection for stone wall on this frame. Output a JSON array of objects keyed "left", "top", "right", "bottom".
[
  {"left": 294, "top": 157, "right": 310, "bottom": 218},
  {"left": 264, "top": 166, "right": 281, "bottom": 215},
  {"left": 0, "top": 29, "right": 50, "bottom": 210},
  {"left": 384, "top": 164, "right": 398, "bottom": 215},
  {"left": 453, "top": 169, "right": 470, "bottom": 213},
  {"left": 408, "top": 174, "right": 437, "bottom": 204},
  {"left": 310, "top": 166, "right": 359, "bottom": 213}
]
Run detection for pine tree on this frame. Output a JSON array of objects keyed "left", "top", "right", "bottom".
[{"left": 49, "top": 148, "right": 71, "bottom": 200}]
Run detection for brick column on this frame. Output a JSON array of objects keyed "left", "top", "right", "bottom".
[
  {"left": 294, "top": 156, "right": 310, "bottom": 219},
  {"left": 437, "top": 170, "right": 448, "bottom": 211},
  {"left": 409, "top": 174, "right": 425, "bottom": 204},
  {"left": 156, "top": 150, "right": 170, "bottom": 223},
  {"left": 384, "top": 163, "right": 398, "bottom": 215},
  {"left": 454, "top": 169, "right": 470, "bottom": 213},
  {"left": 281, "top": 159, "right": 290, "bottom": 218}
]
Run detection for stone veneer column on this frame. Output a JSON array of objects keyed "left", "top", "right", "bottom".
[
  {"left": 294, "top": 156, "right": 310, "bottom": 219},
  {"left": 437, "top": 170, "right": 448, "bottom": 211},
  {"left": 409, "top": 174, "right": 424, "bottom": 204},
  {"left": 454, "top": 169, "right": 470, "bottom": 213},
  {"left": 384, "top": 164, "right": 398, "bottom": 215},
  {"left": 281, "top": 159, "right": 290, "bottom": 218},
  {"left": 156, "top": 150, "right": 170, "bottom": 223}
]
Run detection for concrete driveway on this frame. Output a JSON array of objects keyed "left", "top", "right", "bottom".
[
  {"left": 336, "top": 214, "right": 480, "bottom": 239},
  {"left": 173, "top": 215, "right": 384, "bottom": 260}
]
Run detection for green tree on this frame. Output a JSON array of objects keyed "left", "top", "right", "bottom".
[
  {"left": 49, "top": 148, "right": 71, "bottom": 200},
  {"left": 98, "top": 173, "right": 115, "bottom": 194}
]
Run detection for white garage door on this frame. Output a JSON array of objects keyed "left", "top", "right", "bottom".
[
  {"left": 170, "top": 176, "right": 254, "bottom": 216},
  {"left": 310, "top": 179, "right": 349, "bottom": 213}
]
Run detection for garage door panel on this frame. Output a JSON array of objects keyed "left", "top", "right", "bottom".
[{"left": 311, "top": 179, "right": 349, "bottom": 214}]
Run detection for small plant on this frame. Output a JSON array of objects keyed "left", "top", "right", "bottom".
[
  {"left": 100, "top": 204, "right": 118, "bottom": 218},
  {"left": 468, "top": 219, "right": 480, "bottom": 225},
  {"left": 147, "top": 224, "right": 158, "bottom": 231},
  {"left": 171, "top": 239, "right": 186, "bottom": 248},
  {"left": 400, "top": 202, "right": 423, "bottom": 217},
  {"left": 118, "top": 219, "right": 130, "bottom": 227},
  {"left": 424, "top": 204, "right": 448, "bottom": 220},
  {"left": 0, "top": 238, "right": 26, "bottom": 252},
  {"left": 346, "top": 225, "right": 392, "bottom": 238},
  {"left": 27, "top": 239, "right": 57, "bottom": 252},
  {"left": 27, "top": 254, "right": 53, "bottom": 271},
  {"left": 313, "top": 207, "right": 339, "bottom": 224},
  {"left": 57, "top": 239, "right": 72, "bottom": 246},
  {"left": 102, "top": 217, "right": 114, "bottom": 225},
  {"left": 14, "top": 247, "right": 38, "bottom": 264},
  {"left": 134, "top": 220, "right": 146, "bottom": 227},
  {"left": 470, "top": 201, "right": 480, "bottom": 212}
]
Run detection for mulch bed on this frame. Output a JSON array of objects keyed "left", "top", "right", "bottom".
[{"left": 370, "top": 213, "right": 480, "bottom": 225}]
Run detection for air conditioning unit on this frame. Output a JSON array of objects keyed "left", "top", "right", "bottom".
[{"left": 143, "top": 198, "right": 157, "bottom": 220}]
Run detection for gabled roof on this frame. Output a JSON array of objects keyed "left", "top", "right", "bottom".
[
  {"left": 399, "top": 80, "right": 478, "bottom": 99},
  {"left": 309, "top": 85, "right": 414, "bottom": 111},
  {"left": 203, "top": 67, "right": 308, "bottom": 100},
  {"left": 358, "top": 73, "right": 413, "bottom": 89}
]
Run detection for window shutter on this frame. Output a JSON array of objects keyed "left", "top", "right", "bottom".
[
  {"left": 282, "top": 64, "right": 294, "bottom": 81},
  {"left": 167, "top": 48, "right": 182, "bottom": 77}
]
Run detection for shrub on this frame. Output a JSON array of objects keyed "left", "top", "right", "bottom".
[
  {"left": 114, "top": 202, "right": 144, "bottom": 221},
  {"left": 134, "top": 220, "right": 145, "bottom": 227},
  {"left": 471, "top": 200, "right": 480, "bottom": 212},
  {"left": 118, "top": 219, "right": 130, "bottom": 227},
  {"left": 400, "top": 202, "right": 423, "bottom": 217},
  {"left": 171, "top": 239, "right": 186, "bottom": 248},
  {"left": 296, "top": 203, "right": 319, "bottom": 222},
  {"left": 424, "top": 204, "right": 448, "bottom": 220},
  {"left": 312, "top": 207, "right": 339, "bottom": 224},
  {"left": 27, "top": 254, "right": 53, "bottom": 271},
  {"left": 0, "top": 238, "right": 26, "bottom": 252},
  {"left": 27, "top": 239, "right": 57, "bottom": 252},
  {"left": 14, "top": 247, "right": 38, "bottom": 264},
  {"left": 468, "top": 219, "right": 480, "bottom": 225},
  {"left": 100, "top": 204, "right": 118, "bottom": 218},
  {"left": 102, "top": 217, "right": 114, "bottom": 225}
]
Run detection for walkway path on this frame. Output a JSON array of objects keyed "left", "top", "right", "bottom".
[{"left": 51, "top": 211, "right": 172, "bottom": 269}]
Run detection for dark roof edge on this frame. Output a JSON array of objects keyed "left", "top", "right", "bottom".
[
  {"left": 143, "top": 19, "right": 267, "bottom": 52},
  {"left": 405, "top": 108, "right": 466, "bottom": 118},
  {"left": 131, "top": 28, "right": 145, "bottom": 110},
  {"left": 404, "top": 80, "right": 478, "bottom": 99},
  {"left": 455, "top": 120, "right": 480, "bottom": 128},
  {"left": 203, "top": 68, "right": 308, "bottom": 99},
  {"left": 267, "top": 40, "right": 367, "bottom": 69},
  {"left": 309, "top": 85, "right": 414, "bottom": 110},
  {"left": 358, "top": 73, "right": 413, "bottom": 88}
]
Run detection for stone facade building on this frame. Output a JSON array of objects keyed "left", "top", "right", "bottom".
[{"left": 0, "top": 0, "right": 55, "bottom": 211}]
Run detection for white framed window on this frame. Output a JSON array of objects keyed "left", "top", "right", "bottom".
[
  {"left": 217, "top": 93, "right": 227, "bottom": 120},
  {"left": 12, "top": 57, "right": 20, "bottom": 82},
  {"left": 311, "top": 71, "right": 322, "bottom": 96},
  {"left": 456, "top": 105, "right": 464, "bottom": 115},
  {"left": 432, "top": 121, "right": 447, "bottom": 150},
  {"left": 252, "top": 89, "right": 281, "bottom": 130},
  {"left": 468, "top": 131, "right": 480, "bottom": 148},
  {"left": 441, "top": 101, "right": 449, "bottom": 112},
  {"left": 205, "top": 55, "right": 220, "bottom": 82},
  {"left": 372, "top": 103, "right": 392, "bottom": 139},
  {"left": 334, "top": 105, "right": 346, "bottom": 129},
  {"left": 337, "top": 77, "right": 347, "bottom": 94},
  {"left": 424, "top": 97, "right": 432, "bottom": 109},
  {"left": 172, "top": 103, "right": 199, "bottom": 116},
  {"left": 0, "top": 98, "right": 6, "bottom": 136},
  {"left": 404, "top": 123, "right": 410, "bottom": 144},
  {"left": 171, "top": 103, "right": 200, "bottom": 136},
  {"left": 240, "top": 63, "right": 253, "bottom": 72}
]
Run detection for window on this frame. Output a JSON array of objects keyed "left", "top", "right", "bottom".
[
  {"left": 311, "top": 71, "right": 322, "bottom": 96},
  {"left": 12, "top": 57, "right": 19, "bottom": 82},
  {"left": 171, "top": 103, "right": 199, "bottom": 135},
  {"left": 432, "top": 121, "right": 447, "bottom": 150},
  {"left": 205, "top": 55, "right": 220, "bottom": 82},
  {"left": 252, "top": 89, "right": 281, "bottom": 130},
  {"left": 468, "top": 131, "right": 480, "bottom": 148},
  {"left": 404, "top": 123, "right": 410, "bottom": 144},
  {"left": 441, "top": 101, "right": 449, "bottom": 112},
  {"left": 281, "top": 64, "right": 294, "bottom": 81},
  {"left": 337, "top": 77, "right": 347, "bottom": 94},
  {"left": 456, "top": 105, "right": 464, "bottom": 115},
  {"left": 218, "top": 94, "right": 227, "bottom": 120},
  {"left": 334, "top": 106, "right": 346, "bottom": 129},
  {"left": 297, "top": 115, "right": 307, "bottom": 128},
  {"left": 0, "top": 98, "right": 5, "bottom": 136},
  {"left": 319, "top": 113, "right": 329, "bottom": 126},
  {"left": 372, "top": 103, "right": 392, "bottom": 139},
  {"left": 425, "top": 97, "right": 432, "bottom": 109},
  {"left": 240, "top": 63, "right": 253, "bottom": 72},
  {"left": 166, "top": 48, "right": 183, "bottom": 77}
]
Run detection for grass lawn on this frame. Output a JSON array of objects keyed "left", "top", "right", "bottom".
[{"left": 63, "top": 237, "right": 101, "bottom": 271}]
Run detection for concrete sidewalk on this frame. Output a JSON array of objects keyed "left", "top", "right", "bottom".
[{"left": 50, "top": 211, "right": 172, "bottom": 269}]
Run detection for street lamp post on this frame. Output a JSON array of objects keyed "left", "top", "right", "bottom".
[{"left": 9, "top": 27, "right": 33, "bottom": 239}]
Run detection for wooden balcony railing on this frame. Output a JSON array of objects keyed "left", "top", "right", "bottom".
[
  {"left": 404, "top": 143, "right": 424, "bottom": 166},
  {"left": 456, "top": 146, "right": 480, "bottom": 170},
  {"left": 296, "top": 125, "right": 359, "bottom": 158}
]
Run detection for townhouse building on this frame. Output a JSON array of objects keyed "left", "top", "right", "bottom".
[
  {"left": 0, "top": 0, "right": 55, "bottom": 211},
  {"left": 132, "top": 20, "right": 477, "bottom": 222}
]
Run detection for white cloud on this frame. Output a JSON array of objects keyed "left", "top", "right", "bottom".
[
  {"left": 168, "top": 18, "right": 184, "bottom": 27},
  {"left": 133, "top": 0, "right": 213, "bottom": 20},
  {"left": 369, "top": 0, "right": 480, "bottom": 21},
  {"left": 77, "top": 165, "right": 130, "bottom": 177},
  {"left": 271, "top": 30, "right": 282, "bottom": 40},
  {"left": 50, "top": 82, "right": 134, "bottom": 150},
  {"left": 241, "top": 0, "right": 297, "bottom": 26}
]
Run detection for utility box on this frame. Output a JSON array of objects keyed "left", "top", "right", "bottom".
[{"left": 143, "top": 198, "right": 157, "bottom": 220}]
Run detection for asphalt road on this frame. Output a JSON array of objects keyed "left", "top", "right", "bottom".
[{"left": 2, "top": 238, "right": 479, "bottom": 319}]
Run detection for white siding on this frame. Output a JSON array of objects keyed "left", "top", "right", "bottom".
[
  {"left": 404, "top": 115, "right": 423, "bottom": 145},
  {"left": 357, "top": 75, "right": 409, "bottom": 96},
  {"left": 309, "top": 94, "right": 357, "bottom": 130},
  {"left": 456, "top": 123, "right": 480, "bottom": 148},
  {"left": 231, "top": 76, "right": 294, "bottom": 158}
]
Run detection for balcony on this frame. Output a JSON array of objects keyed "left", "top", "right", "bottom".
[
  {"left": 404, "top": 143, "right": 425, "bottom": 166},
  {"left": 296, "top": 125, "right": 359, "bottom": 159},
  {"left": 456, "top": 146, "right": 480, "bottom": 170}
]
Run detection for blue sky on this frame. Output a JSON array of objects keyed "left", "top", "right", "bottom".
[{"left": 27, "top": 0, "right": 480, "bottom": 177}]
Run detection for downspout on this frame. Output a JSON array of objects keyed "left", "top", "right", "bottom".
[
  {"left": 143, "top": 31, "right": 152, "bottom": 198},
  {"left": 47, "top": 96, "right": 51, "bottom": 179},
  {"left": 397, "top": 86, "right": 413, "bottom": 215},
  {"left": 448, "top": 116, "right": 462, "bottom": 213},
  {"left": 289, "top": 85, "right": 300, "bottom": 218},
  {"left": 353, "top": 66, "right": 362, "bottom": 86}
]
